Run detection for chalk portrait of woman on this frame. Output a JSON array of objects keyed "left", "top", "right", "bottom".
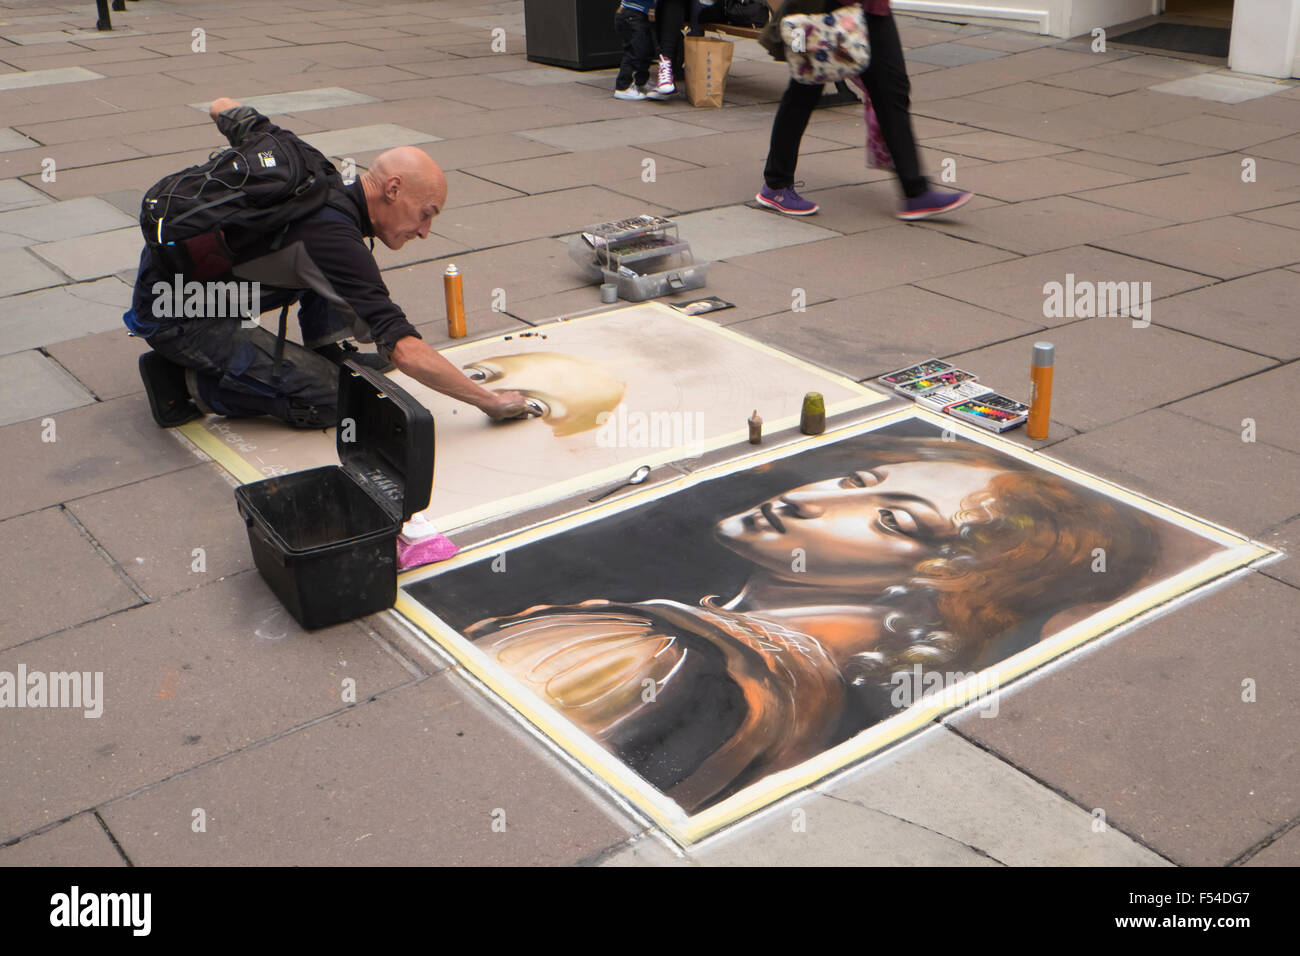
[{"left": 463, "top": 435, "right": 1168, "bottom": 814}]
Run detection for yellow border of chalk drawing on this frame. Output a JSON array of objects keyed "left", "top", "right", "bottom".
[
  {"left": 395, "top": 406, "right": 1275, "bottom": 846},
  {"left": 180, "top": 301, "right": 890, "bottom": 531}
]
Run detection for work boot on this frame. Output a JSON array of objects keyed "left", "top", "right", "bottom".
[{"left": 138, "top": 352, "right": 202, "bottom": 427}]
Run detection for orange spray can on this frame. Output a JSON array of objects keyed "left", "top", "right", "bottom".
[
  {"left": 1027, "top": 341, "right": 1054, "bottom": 440},
  {"left": 444, "top": 263, "right": 466, "bottom": 339}
]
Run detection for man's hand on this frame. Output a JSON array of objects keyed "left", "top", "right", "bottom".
[
  {"left": 479, "top": 390, "right": 531, "bottom": 421},
  {"left": 208, "top": 97, "right": 241, "bottom": 120}
]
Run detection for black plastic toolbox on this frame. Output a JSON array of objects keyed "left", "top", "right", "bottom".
[{"left": 234, "top": 360, "right": 434, "bottom": 629}]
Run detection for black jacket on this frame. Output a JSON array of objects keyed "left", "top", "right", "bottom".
[{"left": 129, "top": 107, "right": 421, "bottom": 356}]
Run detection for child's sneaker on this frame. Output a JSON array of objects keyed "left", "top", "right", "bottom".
[
  {"left": 655, "top": 55, "right": 676, "bottom": 95},
  {"left": 639, "top": 83, "right": 669, "bottom": 100},
  {"left": 614, "top": 86, "right": 648, "bottom": 101},
  {"left": 897, "top": 189, "right": 973, "bottom": 221},
  {"left": 756, "top": 182, "right": 819, "bottom": 216}
]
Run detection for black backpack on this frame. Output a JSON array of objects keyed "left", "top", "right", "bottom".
[{"left": 140, "top": 126, "right": 343, "bottom": 281}]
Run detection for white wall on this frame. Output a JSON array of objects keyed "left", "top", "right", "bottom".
[{"left": 1229, "top": 0, "right": 1300, "bottom": 77}]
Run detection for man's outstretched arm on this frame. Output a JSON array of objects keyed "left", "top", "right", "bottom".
[{"left": 390, "top": 336, "right": 528, "bottom": 420}]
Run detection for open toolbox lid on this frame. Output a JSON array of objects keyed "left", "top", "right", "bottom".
[{"left": 336, "top": 359, "right": 434, "bottom": 523}]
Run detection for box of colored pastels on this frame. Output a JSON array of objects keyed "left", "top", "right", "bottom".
[
  {"left": 944, "top": 393, "right": 1030, "bottom": 433},
  {"left": 892, "top": 368, "right": 979, "bottom": 398},
  {"left": 915, "top": 380, "right": 994, "bottom": 411},
  {"left": 877, "top": 359, "right": 953, "bottom": 388}
]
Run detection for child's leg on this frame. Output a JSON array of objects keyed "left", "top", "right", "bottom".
[
  {"left": 630, "top": 10, "right": 656, "bottom": 87},
  {"left": 614, "top": 5, "right": 639, "bottom": 89}
]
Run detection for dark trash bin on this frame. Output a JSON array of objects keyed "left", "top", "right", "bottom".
[{"left": 524, "top": 0, "right": 622, "bottom": 70}]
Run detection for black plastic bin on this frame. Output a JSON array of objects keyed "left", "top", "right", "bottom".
[
  {"left": 234, "top": 361, "right": 434, "bottom": 629},
  {"left": 523, "top": 0, "right": 622, "bottom": 70}
]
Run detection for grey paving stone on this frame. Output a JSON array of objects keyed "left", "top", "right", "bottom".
[
  {"left": 442, "top": 169, "right": 525, "bottom": 207},
  {"left": 66, "top": 464, "right": 253, "bottom": 602},
  {"left": 1147, "top": 114, "right": 1292, "bottom": 151},
  {"left": 0, "top": 127, "right": 38, "bottom": 152},
  {"left": 189, "top": 86, "right": 379, "bottom": 114},
  {"left": 1245, "top": 825, "right": 1300, "bottom": 866},
  {"left": 0, "top": 393, "right": 196, "bottom": 521},
  {"left": 1258, "top": 516, "right": 1300, "bottom": 590},
  {"left": 1036, "top": 66, "right": 1156, "bottom": 96},
  {"left": 468, "top": 145, "right": 696, "bottom": 196},
  {"left": 947, "top": 318, "right": 1271, "bottom": 432},
  {"left": 0, "top": 277, "right": 131, "bottom": 355},
  {"left": 966, "top": 81, "right": 1101, "bottom": 112},
  {"left": 917, "top": 195, "right": 1173, "bottom": 256},
  {"left": 922, "top": 130, "right": 1073, "bottom": 163},
  {"left": 0, "top": 179, "right": 50, "bottom": 214},
  {"left": 43, "top": 328, "right": 149, "bottom": 402},
  {"left": 301, "top": 124, "right": 442, "bottom": 157},
  {"left": 692, "top": 790, "right": 999, "bottom": 866},
  {"left": 0, "top": 349, "right": 95, "bottom": 426},
  {"left": 0, "top": 66, "right": 103, "bottom": 91},
  {"left": 0, "top": 505, "right": 141, "bottom": 651},
  {"left": 100, "top": 674, "right": 636, "bottom": 865},
  {"left": 952, "top": 572, "right": 1300, "bottom": 867},
  {"left": 1069, "top": 130, "right": 1223, "bottom": 165},
  {"left": 938, "top": 155, "right": 1137, "bottom": 203},
  {"left": 731, "top": 284, "right": 1043, "bottom": 380},
  {"left": 29, "top": 227, "right": 142, "bottom": 282},
  {"left": 1154, "top": 270, "right": 1300, "bottom": 360},
  {"left": 1150, "top": 72, "right": 1292, "bottom": 104},
  {"left": 1244, "top": 200, "right": 1300, "bottom": 231},
  {"left": 0, "top": 248, "right": 63, "bottom": 296},
  {"left": 0, "top": 197, "right": 135, "bottom": 244},
  {"left": 656, "top": 258, "right": 836, "bottom": 327},
  {"left": 1096, "top": 216, "right": 1300, "bottom": 280},
  {"left": 605, "top": 162, "right": 776, "bottom": 214},
  {"left": 915, "top": 245, "right": 1212, "bottom": 326},
  {"left": 0, "top": 571, "right": 416, "bottom": 843},
  {"left": 726, "top": 227, "right": 1015, "bottom": 299},
  {"left": 823, "top": 727, "right": 1169, "bottom": 865},
  {"left": 519, "top": 115, "right": 717, "bottom": 152},
  {"left": 597, "top": 834, "right": 692, "bottom": 866},
  {"left": 665, "top": 205, "right": 839, "bottom": 263},
  {"left": 1170, "top": 362, "right": 1300, "bottom": 455},
  {"left": 431, "top": 185, "right": 673, "bottom": 249},
  {"left": 0, "top": 814, "right": 124, "bottom": 867},
  {"left": 1052, "top": 410, "right": 1300, "bottom": 536},
  {"left": 799, "top": 182, "right": 951, "bottom": 235},
  {"left": 908, "top": 42, "right": 1009, "bottom": 67}
]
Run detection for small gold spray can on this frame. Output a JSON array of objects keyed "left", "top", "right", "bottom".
[{"left": 444, "top": 263, "right": 466, "bottom": 339}]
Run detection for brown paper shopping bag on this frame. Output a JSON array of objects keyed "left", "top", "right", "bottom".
[{"left": 683, "top": 35, "right": 734, "bottom": 108}]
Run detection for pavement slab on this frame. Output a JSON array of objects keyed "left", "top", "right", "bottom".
[
  {"left": 0, "top": 506, "right": 141, "bottom": 652},
  {"left": 818, "top": 727, "right": 1169, "bottom": 865},
  {"left": 431, "top": 185, "right": 674, "bottom": 249},
  {"left": 42, "top": 328, "right": 149, "bottom": 402},
  {"left": 468, "top": 145, "right": 697, "bottom": 195},
  {"left": 1096, "top": 215, "right": 1300, "bottom": 279},
  {"left": 731, "top": 284, "right": 1043, "bottom": 380},
  {"left": 0, "top": 66, "right": 103, "bottom": 92},
  {"left": 99, "top": 674, "right": 636, "bottom": 866},
  {"left": 0, "top": 349, "right": 95, "bottom": 427},
  {"left": 0, "top": 248, "right": 63, "bottom": 296},
  {"left": 301, "top": 123, "right": 443, "bottom": 158},
  {"left": 0, "top": 277, "right": 133, "bottom": 355},
  {"left": 1245, "top": 825, "right": 1300, "bottom": 866},
  {"left": 0, "top": 197, "right": 135, "bottom": 245},
  {"left": 1258, "top": 517, "right": 1300, "bottom": 590},
  {"left": 1152, "top": 268, "right": 1300, "bottom": 359},
  {"left": 1150, "top": 72, "right": 1293, "bottom": 104},
  {"left": 952, "top": 572, "right": 1300, "bottom": 867},
  {"left": 0, "top": 814, "right": 124, "bottom": 867},
  {"left": 1052, "top": 410, "right": 1300, "bottom": 537},
  {"left": 1169, "top": 362, "right": 1300, "bottom": 455},
  {"left": 519, "top": 115, "right": 718, "bottom": 152},
  {"left": 0, "top": 570, "right": 417, "bottom": 844},
  {"left": 0, "top": 179, "right": 49, "bottom": 213},
  {"left": 915, "top": 245, "right": 1212, "bottom": 326},
  {"left": 946, "top": 317, "right": 1272, "bottom": 432},
  {"left": 922, "top": 129, "right": 1075, "bottom": 163},
  {"left": 935, "top": 155, "right": 1139, "bottom": 203},
  {"left": 663, "top": 205, "right": 840, "bottom": 263},
  {"left": 66, "top": 464, "right": 254, "bottom": 603},
  {"left": 30, "top": 227, "right": 143, "bottom": 283},
  {"left": 916, "top": 195, "right": 1174, "bottom": 255},
  {"left": 1079, "top": 173, "right": 1296, "bottom": 223},
  {"left": 726, "top": 226, "right": 1016, "bottom": 299},
  {"left": 0, "top": 393, "right": 197, "bottom": 522}
]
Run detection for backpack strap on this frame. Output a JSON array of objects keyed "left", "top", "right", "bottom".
[{"left": 271, "top": 302, "right": 290, "bottom": 383}]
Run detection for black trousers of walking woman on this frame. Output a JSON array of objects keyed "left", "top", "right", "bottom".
[{"left": 763, "top": 13, "right": 928, "bottom": 199}]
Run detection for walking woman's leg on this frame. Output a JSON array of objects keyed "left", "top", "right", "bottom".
[
  {"left": 762, "top": 79, "right": 824, "bottom": 189},
  {"left": 860, "top": 13, "right": 927, "bottom": 198}
]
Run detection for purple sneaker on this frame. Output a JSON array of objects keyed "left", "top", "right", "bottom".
[
  {"left": 897, "top": 189, "right": 973, "bottom": 221},
  {"left": 756, "top": 182, "right": 819, "bottom": 216}
]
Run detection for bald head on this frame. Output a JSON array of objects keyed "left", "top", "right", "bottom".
[{"left": 360, "top": 146, "right": 448, "bottom": 250}]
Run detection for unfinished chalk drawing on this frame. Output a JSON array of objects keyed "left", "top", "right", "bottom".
[
  {"left": 398, "top": 409, "right": 1273, "bottom": 844},
  {"left": 180, "top": 303, "right": 887, "bottom": 531}
]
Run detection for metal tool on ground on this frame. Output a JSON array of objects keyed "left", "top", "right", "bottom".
[{"left": 589, "top": 464, "right": 652, "bottom": 502}]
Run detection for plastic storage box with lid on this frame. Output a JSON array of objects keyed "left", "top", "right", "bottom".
[
  {"left": 568, "top": 214, "right": 708, "bottom": 302},
  {"left": 234, "top": 360, "right": 434, "bottom": 629}
]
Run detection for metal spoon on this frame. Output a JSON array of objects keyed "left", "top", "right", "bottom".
[{"left": 589, "top": 464, "right": 651, "bottom": 503}]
